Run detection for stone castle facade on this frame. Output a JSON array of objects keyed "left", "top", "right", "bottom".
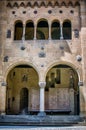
[{"left": 0, "top": 0, "right": 86, "bottom": 116}]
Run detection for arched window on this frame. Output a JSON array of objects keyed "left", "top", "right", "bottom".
[
  {"left": 63, "top": 20, "right": 72, "bottom": 39},
  {"left": 51, "top": 21, "right": 60, "bottom": 39},
  {"left": 25, "top": 21, "right": 34, "bottom": 40},
  {"left": 37, "top": 19, "right": 49, "bottom": 40},
  {"left": 14, "top": 21, "right": 23, "bottom": 40}
]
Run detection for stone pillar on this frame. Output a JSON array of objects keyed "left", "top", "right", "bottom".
[
  {"left": 22, "top": 24, "right": 25, "bottom": 39},
  {"left": 34, "top": 24, "right": 37, "bottom": 40},
  {"left": 78, "top": 81, "right": 85, "bottom": 116},
  {"left": 0, "top": 82, "right": 7, "bottom": 115},
  {"left": 69, "top": 88, "right": 74, "bottom": 115},
  {"left": 38, "top": 81, "right": 46, "bottom": 116},
  {"left": 60, "top": 23, "right": 63, "bottom": 40},
  {"left": 49, "top": 23, "right": 51, "bottom": 40}
]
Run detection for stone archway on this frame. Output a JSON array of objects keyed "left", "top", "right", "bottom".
[
  {"left": 6, "top": 64, "right": 39, "bottom": 114},
  {"left": 45, "top": 64, "right": 80, "bottom": 115}
]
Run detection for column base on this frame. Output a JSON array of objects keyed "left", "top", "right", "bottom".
[
  {"left": 60, "top": 37, "right": 63, "bottom": 40},
  {"left": 38, "top": 111, "right": 46, "bottom": 117}
]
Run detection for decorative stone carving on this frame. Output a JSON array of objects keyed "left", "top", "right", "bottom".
[
  {"left": 74, "top": 29, "right": 79, "bottom": 38},
  {"left": 3, "top": 56, "right": 8, "bottom": 62},
  {"left": 20, "top": 46, "right": 25, "bottom": 50},
  {"left": 39, "top": 52, "right": 46, "bottom": 58},
  {"left": 76, "top": 55, "right": 82, "bottom": 62},
  {"left": 7, "top": 30, "right": 11, "bottom": 38},
  {"left": 39, "top": 81, "right": 46, "bottom": 88},
  {"left": 22, "top": 74, "right": 28, "bottom": 82}
]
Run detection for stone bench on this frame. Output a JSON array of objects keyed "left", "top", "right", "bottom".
[{"left": 29, "top": 109, "right": 71, "bottom": 115}]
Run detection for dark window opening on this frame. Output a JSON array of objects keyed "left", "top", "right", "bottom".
[
  {"left": 37, "top": 20, "right": 49, "bottom": 40},
  {"left": 25, "top": 21, "right": 34, "bottom": 40},
  {"left": 63, "top": 21, "right": 72, "bottom": 39},
  {"left": 51, "top": 21, "right": 60, "bottom": 39},
  {"left": 14, "top": 21, "right": 23, "bottom": 40}
]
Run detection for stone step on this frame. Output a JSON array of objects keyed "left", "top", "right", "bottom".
[{"left": 0, "top": 115, "right": 85, "bottom": 126}]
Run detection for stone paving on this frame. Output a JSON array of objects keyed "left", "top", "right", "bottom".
[{"left": 0, "top": 126, "right": 86, "bottom": 130}]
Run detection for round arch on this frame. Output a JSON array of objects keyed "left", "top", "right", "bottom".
[
  {"left": 25, "top": 20, "right": 34, "bottom": 40},
  {"left": 44, "top": 61, "right": 80, "bottom": 82},
  {"left": 36, "top": 18, "right": 49, "bottom": 40},
  {"left": 62, "top": 19, "right": 72, "bottom": 39},
  {"left": 51, "top": 19, "right": 60, "bottom": 40},
  {"left": 4, "top": 61, "right": 40, "bottom": 83},
  {"left": 14, "top": 20, "right": 23, "bottom": 40},
  {"left": 6, "top": 61, "right": 40, "bottom": 114},
  {"left": 44, "top": 61, "right": 80, "bottom": 115}
]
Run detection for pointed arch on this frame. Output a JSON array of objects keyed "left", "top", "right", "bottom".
[
  {"left": 13, "top": 2, "right": 19, "bottom": 8},
  {"left": 54, "top": 1, "right": 59, "bottom": 7},
  {"left": 7, "top": 3, "right": 12, "bottom": 8},
  {"left": 20, "top": 2, "right": 25, "bottom": 8},
  {"left": 61, "top": 2, "right": 67, "bottom": 7},
  {"left": 40, "top": 1, "right": 46, "bottom": 7},
  {"left": 68, "top": 1, "right": 74, "bottom": 7},
  {"left": 33, "top": 1, "right": 39, "bottom": 7},
  {"left": 75, "top": 1, "right": 80, "bottom": 7},
  {"left": 47, "top": 1, "right": 53, "bottom": 7},
  {"left": 26, "top": 2, "right": 32, "bottom": 7}
]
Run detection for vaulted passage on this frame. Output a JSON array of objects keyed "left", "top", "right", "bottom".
[
  {"left": 45, "top": 64, "right": 80, "bottom": 115},
  {"left": 6, "top": 65, "right": 39, "bottom": 114}
]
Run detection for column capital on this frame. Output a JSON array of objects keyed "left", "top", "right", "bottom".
[
  {"left": 34, "top": 23, "right": 37, "bottom": 27},
  {"left": 23, "top": 24, "right": 25, "bottom": 27},
  {"left": 39, "top": 81, "right": 46, "bottom": 88}
]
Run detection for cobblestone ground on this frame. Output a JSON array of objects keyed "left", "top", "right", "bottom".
[{"left": 0, "top": 126, "right": 86, "bottom": 130}]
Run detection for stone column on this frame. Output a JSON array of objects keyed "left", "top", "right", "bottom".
[
  {"left": 78, "top": 81, "right": 85, "bottom": 116},
  {"left": 38, "top": 81, "right": 46, "bottom": 116},
  {"left": 34, "top": 24, "right": 37, "bottom": 40},
  {"left": 60, "top": 23, "right": 63, "bottom": 40},
  {"left": 22, "top": 24, "right": 25, "bottom": 40},
  {"left": 49, "top": 23, "right": 51, "bottom": 40},
  {"left": 69, "top": 88, "right": 74, "bottom": 115},
  {"left": 0, "top": 82, "right": 7, "bottom": 115}
]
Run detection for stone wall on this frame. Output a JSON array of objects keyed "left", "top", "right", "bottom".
[{"left": 0, "top": 0, "right": 86, "bottom": 115}]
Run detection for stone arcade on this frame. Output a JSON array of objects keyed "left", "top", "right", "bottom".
[{"left": 0, "top": 0, "right": 86, "bottom": 119}]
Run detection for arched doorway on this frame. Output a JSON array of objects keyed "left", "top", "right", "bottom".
[
  {"left": 45, "top": 64, "right": 79, "bottom": 115},
  {"left": 20, "top": 88, "right": 28, "bottom": 113},
  {"left": 6, "top": 64, "right": 39, "bottom": 114}
]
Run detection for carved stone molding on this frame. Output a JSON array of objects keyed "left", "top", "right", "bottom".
[
  {"left": 7, "top": 1, "right": 80, "bottom": 8},
  {"left": 39, "top": 81, "right": 46, "bottom": 88}
]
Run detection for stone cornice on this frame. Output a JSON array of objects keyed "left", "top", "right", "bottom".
[{"left": 6, "top": 0, "right": 80, "bottom": 8}]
